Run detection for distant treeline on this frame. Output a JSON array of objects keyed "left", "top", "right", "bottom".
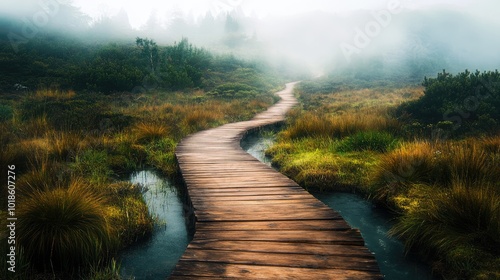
[{"left": 0, "top": 34, "right": 280, "bottom": 94}]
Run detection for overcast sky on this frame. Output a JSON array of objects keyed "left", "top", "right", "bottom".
[{"left": 70, "top": 0, "right": 498, "bottom": 28}]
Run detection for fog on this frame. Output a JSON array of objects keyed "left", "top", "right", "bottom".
[{"left": 2, "top": 0, "right": 500, "bottom": 80}]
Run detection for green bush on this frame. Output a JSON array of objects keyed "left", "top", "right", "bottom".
[
  {"left": 398, "top": 70, "right": 500, "bottom": 135},
  {"left": 18, "top": 92, "right": 132, "bottom": 132},
  {"left": 81, "top": 57, "right": 143, "bottom": 93},
  {"left": 337, "top": 131, "right": 398, "bottom": 153},
  {"left": 209, "top": 82, "right": 259, "bottom": 98}
]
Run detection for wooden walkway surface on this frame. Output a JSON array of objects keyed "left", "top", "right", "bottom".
[{"left": 170, "top": 82, "right": 382, "bottom": 279}]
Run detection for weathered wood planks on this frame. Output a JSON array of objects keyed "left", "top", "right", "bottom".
[{"left": 170, "top": 82, "right": 382, "bottom": 279}]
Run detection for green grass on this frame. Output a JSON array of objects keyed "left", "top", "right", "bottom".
[
  {"left": 103, "top": 182, "right": 154, "bottom": 247},
  {"left": 266, "top": 137, "right": 379, "bottom": 191},
  {"left": 336, "top": 131, "right": 399, "bottom": 153},
  {"left": 72, "top": 149, "right": 114, "bottom": 185},
  {"left": 145, "top": 137, "right": 178, "bottom": 175}
]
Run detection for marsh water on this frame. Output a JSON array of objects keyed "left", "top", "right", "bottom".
[
  {"left": 119, "top": 130, "right": 435, "bottom": 279},
  {"left": 119, "top": 170, "right": 191, "bottom": 280}
]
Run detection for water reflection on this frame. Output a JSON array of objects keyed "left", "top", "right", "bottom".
[
  {"left": 119, "top": 170, "right": 189, "bottom": 280},
  {"left": 313, "top": 192, "right": 434, "bottom": 280}
]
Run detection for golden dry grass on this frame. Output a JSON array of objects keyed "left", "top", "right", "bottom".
[
  {"left": 34, "top": 88, "right": 76, "bottom": 100},
  {"left": 17, "top": 179, "right": 117, "bottom": 272},
  {"left": 282, "top": 109, "right": 401, "bottom": 139},
  {"left": 132, "top": 122, "right": 171, "bottom": 143}
]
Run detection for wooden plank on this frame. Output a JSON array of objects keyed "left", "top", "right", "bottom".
[
  {"left": 193, "top": 208, "right": 341, "bottom": 218},
  {"left": 178, "top": 249, "right": 379, "bottom": 271},
  {"left": 194, "top": 214, "right": 342, "bottom": 223},
  {"left": 195, "top": 220, "right": 352, "bottom": 231},
  {"left": 170, "top": 262, "right": 383, "bottom": 279},
  {"left": 186, "top": 187, "right": 304, "bottom": 193},
  {"left": 192, "top": 200, "right": 329, "bottom": 210},
  {"left": 187, "top": 189, "right": 308, "bottom": 197},
  {"left": 189, "top": 195, "right": 316, "bottom": 203},
  {"left": 169, "top": 82, "right": 381, "bottom": 279},
  {"left": 192, "top": 229, "right": 365, "bottom": 245},
  {"left": 192, "top": 198, "right": 321, "bottom": 206},
  {"left": 187, "top": 240, "right": 373, "bottom": 256},
  {"left": 182, "top": 182, "right": 299, "bottom": 189}
]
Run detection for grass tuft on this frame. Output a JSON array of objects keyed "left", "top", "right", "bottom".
[
  {"left": 370, "top": 141, "right": 447, "bottom": 206},
  {"left": 447, "top": 142, "right": 495, "bottom": 187},
  {"left": 17, "top": 179, "right": 118, "bottom": 273},
  {"left": 390, "top": 183, "right": 500, "bottom": 278},
  {"left": 132, "top": 122, "right": 170, "bottom": 144},
  {"left": 180, "top": 105, "right": 224, "bottom": 134}
]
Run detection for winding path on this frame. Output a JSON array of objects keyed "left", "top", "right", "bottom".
[{"left": 170, "top": 82, "right": 382, "bottom": 279}]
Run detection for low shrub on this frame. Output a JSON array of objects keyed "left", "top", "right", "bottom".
[
  {"left": 18, "top": 91, "right": 128, "bottom": 131},
  {"left": 208, "top": 82, "right": 259, "bottom": 98}
]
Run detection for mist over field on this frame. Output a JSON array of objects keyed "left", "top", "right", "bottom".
[{"left": 1, "top": 0, "right": 499, "bottom": 81}]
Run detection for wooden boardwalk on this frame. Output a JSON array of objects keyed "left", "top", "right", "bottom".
[{"left": 170, "top": 83, "right": 382, "bottom": 279}]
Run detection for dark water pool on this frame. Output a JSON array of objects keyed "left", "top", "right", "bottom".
[{"left": 119, "top": 170, "right": 190, "bottom": 280}]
